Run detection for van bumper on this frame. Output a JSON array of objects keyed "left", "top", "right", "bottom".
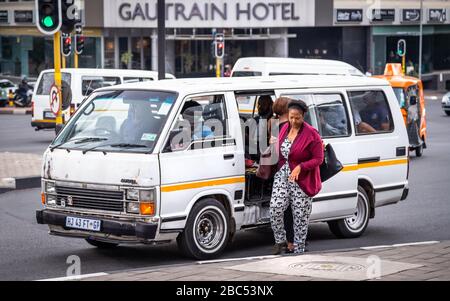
[
  {"left": 36, "top": 209, "right": 158, "bottom": 241},
  {"left": 31, "top": 120, "right": 56, "bottom": 130},
  {"left": 400, "top": 187, "right": 409, "bottom": 201}
]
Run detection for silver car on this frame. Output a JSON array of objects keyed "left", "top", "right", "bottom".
[
  {"left": 0, "top": 79, "right": 18, "bottom": 107},
  {"left": 442, "top": 92, "right": 450, "bottom": 116}
]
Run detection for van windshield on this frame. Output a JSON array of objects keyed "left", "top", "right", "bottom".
[
  {"left": 53, "top": 90, "right": 177, "bottom": 153},
  {"left": 393, "top": 88, "right": 406, "bottom": 108},
  {"left": 232, "top": 71, "right": 262, "bottom": 77}
]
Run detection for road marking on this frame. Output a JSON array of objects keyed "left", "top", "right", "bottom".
[
  {"left": 361, "top": 241, "right": 440, "bottom": 250},
  {"left": 36, "top": 272, "right": 109, "bottom": 281},
  {"left": 197, "top": 255, "right": 280, "bottom": 265}
]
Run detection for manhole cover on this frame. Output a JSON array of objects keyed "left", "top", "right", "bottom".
[{"left": 289, "top": 261, "right": 365, "bottom": 272}]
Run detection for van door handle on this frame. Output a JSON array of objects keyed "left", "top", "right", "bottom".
[
  {"left": 223, "top": 154, "right": 234, "bottom": 160},
  {"left": 358, "top": 157, "right": 381, "bottom": 164}
]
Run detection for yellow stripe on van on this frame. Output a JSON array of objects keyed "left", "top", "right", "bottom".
[
  {"left": 342, "top": 158, "right": 408, "bottom": 172},
  {"left": 161, "top": 176, "right": 245, "bottom": 193},
  {"left": 238, "top": 109, "right": 254, "bottom": 114}
]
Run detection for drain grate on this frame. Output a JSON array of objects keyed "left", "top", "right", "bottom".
[{"left": 289, "top": 261, "right": 366, "bottom": 273}]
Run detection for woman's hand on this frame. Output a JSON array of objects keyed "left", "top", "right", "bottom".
[{"left": 289, "top": 165, "right": 301, "bottom": 182}]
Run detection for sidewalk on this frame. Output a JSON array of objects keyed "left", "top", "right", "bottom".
[
  {"left": 0, "top": 107, "right": 32, "bottom": 115},
  {"left": 0, "top": 152, "right": 42, "bottom": 193},
  {"left": 80, "top": 241, "right": 450, "bottom": 281}
]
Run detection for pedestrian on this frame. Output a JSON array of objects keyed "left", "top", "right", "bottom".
[{"left": 270, "top": 99, "right": 324, "bottom": 255}]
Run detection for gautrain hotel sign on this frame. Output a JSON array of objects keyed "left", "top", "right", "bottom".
[{"left": 104, "top": 0, "right": 315, "bottom": 28}]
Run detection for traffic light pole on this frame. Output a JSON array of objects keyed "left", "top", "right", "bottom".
[
  {"left": 74, "top": 52, "right": 78, "bottom": 68},
  {"left": 216, "top": 58, "right": 221, "bottom": 78},
  {"left": 53, "top": 31, "right": 63, "bottom": 125}
]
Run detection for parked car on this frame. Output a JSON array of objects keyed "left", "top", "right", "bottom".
[
  {"left": 442, "top": 92, "right": 450, "bottom": 116},
  {"left": 0, "top": 79, "right": 18, "bottom": 107}
]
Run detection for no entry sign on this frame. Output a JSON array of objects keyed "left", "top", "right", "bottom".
[{"left": 49, "top": 84, "right": 61, "bottom": 116}]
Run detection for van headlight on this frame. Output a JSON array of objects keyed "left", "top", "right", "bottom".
[
  {"left": 126, "top": 188, "right": 156, "bottom": 202},
  {"left": 126, "top": 189, "right": 139, "bottom": 200},
  {"left": 47, "top": 195, "right": 57, "bottom": 206},
  {"left": 45, "top": 182, "right": 56, "bottom": 194},
  {"left": 126, "top": 202, "right": 140, "bottom": 214}
]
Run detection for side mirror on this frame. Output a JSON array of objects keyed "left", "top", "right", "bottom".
[{"left": 409, "top": 95, "right": 417, "bottom": 106}]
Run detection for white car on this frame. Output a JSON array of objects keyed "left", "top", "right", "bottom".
[
  {"left": 442, "top": 92, "right": 450, "bottom": 116},
  {"left": 0, "top": 79, "right": 18, "bottom": 106}
]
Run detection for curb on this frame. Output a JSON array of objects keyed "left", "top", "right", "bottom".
[
  {"left": 0, "top": 108, "right": 32, "bottom": 115},
  {"left": 0, "top": 176, "right": 41, "bottom": 194}
]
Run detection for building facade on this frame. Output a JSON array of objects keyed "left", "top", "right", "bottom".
[{"left": 1, "top": 0, "right": 449, "bottom": 80}]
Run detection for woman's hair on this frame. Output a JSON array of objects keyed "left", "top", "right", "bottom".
[
  {"left": 288, "top": 99, "right": 308, "bottom": 114},
  {"left": 257, "top": 95, "right": 274, "bottom": 117},
  {"left": 273, "top": 97, "right": 291, "bottom": 117}
]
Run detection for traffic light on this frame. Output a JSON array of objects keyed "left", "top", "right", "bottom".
[
  {"left": 61, "top": 0, "right": 78, "bottom": 34},
  {"left": 75, "top": 35, "right": 84, "bottom": 55},
  {"left": 214, "top": 34, "right": 225, "bottom": 59},
  {"left": 74, "top": 24, "right": 84, "bottom": 55},
  {"left": 36, "top": 0, "right": 62, "bottom": 35},
  {"left": 61, "top": 33, "right": 72, "bottom": 57},
  {"left": 397, "top": 39, "right": 406, "bottom": 57}
]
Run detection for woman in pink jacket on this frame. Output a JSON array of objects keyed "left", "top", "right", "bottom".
[{"left": 270, "top": 100, "right": 324, "bottom": 255}]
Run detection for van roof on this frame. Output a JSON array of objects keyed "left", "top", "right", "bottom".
[
  {"left": 231, "top": 57, "right": 365, "bottom": 77},
  {"left": 96, "top": 75, "right": 389, "bottom": 95},
  {"left": 39, "top": 68, "right": 175, "bottom": 78}
]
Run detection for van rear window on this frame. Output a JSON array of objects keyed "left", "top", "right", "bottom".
[
  {"left": 232, "top": 71, "right": 262, "bottom": 77},
  {"left": 36, "top": 73, "right": 71, "bottom": 95},
  {"left": 82, "top": 76, "right": 121, "bottom": 96}
]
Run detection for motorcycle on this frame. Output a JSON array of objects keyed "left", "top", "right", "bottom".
[{"left": 13, "top": 89, "right": 33, "bottom": 107}]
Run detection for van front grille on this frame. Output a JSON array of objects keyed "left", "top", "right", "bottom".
[{"left": 55, "top": 186, "right": 125, "bottom": 212}]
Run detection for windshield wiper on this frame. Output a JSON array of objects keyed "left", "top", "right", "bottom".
[
  {"left": 50, "top": 137, "right": 108, "bottom": 152},
  {"left": 82, "top": 143, "right": 147, "bottom": 154}
]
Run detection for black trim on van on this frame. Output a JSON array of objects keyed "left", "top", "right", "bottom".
[
  {"left": 313, "top": 192, "right": 358, "bottom": 202},
  {"left": 358, "top": 157, "right": 381, "bottom": 164},
  {"left": 161, "top": 215, "right": 187, "bottom": 223},
  {"left": 374, "top": 185, "right": 405, "bottom": 193}
]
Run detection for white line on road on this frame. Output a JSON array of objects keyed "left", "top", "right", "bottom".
[
  {"left": 36, "top": 272, "right": 109, "bottom": 281},
  {"left": 197, "top": 255, "right": 280, "bottom": 265},
  {"left": 360, "top": 241, "right": 440, "bottom": 250}
]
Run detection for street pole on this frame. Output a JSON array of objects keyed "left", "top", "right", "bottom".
[
  {"left": 216, "top": 58, "right": 221, "bottom": 78},
  {"left": 418, "top": 0, "right": 423, "bottom": 79},
  {"left": 62, "top": 56, "right": 66, "bottom": 69},
  {"left": 74, "top": 53, "right": 78, "bottom": 68},
  {"left": 53, "top": 31, "right": 63, "bottom": 126},
  {"left": 157, "top": 0, "right": 166, "bottom": 80}
]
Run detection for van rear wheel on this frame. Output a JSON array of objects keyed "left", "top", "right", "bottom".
[
  {"left": 177, "top": 198, "right": 230, "bottom": 260},
  {"left": 328, "top": 186, "right": 370, "bottom": 238},
  {"left": 415, "top": 144, "right": 423, "bottom": 157}
]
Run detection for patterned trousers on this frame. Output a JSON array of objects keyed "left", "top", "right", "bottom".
[{"left": 270, "top": 180, "right": 312, "bottom": 254}]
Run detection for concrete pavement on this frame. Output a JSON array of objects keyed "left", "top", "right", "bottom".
[
  {"left": 79, "top": 241, "right": 450, "bottom": 281},
  {"left": 0, "top": 152, "right": 41, "bottom": 193}
]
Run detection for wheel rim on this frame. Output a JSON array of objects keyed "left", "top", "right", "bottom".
[
  {"left": 193, "top": 206, "right": 226, "bottom": 253},
  {"left": 345, "top": 193, "right": 368, "bottom": 231}
]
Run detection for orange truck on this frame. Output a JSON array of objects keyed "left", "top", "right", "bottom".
[{"left": 373, "top": 63, "right": 427, "bottom": 157}]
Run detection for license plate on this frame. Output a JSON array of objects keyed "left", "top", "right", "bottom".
[
  {"left": 65, "top": 216, "right": 101, "bottom": 232},
  {"left": 44, "top": 111, "right": 55, "bottom": 119}
]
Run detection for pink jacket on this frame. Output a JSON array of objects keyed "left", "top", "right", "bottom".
[{"left": 278, "top": 122, "right": 324, "bottom": 197}]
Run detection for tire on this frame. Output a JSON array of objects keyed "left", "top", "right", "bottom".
[
  {"left": 445, "top": 111, "right": 450, "bottom": 116},
  {"left": 328, "top": 186, "right": 370, "bottom": 238},
  {"left": 177, "top": 198, "right": 230, "bottom": 260},
  {"left": 85, "top": 238, "right": 119, "bottom": 249},
  {"left": 415, "top": 144, "right": 423, "bottom": 157}
]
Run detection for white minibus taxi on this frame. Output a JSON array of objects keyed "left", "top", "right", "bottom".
[
  {"left": 36, "top": 75, "right": 409, "bottom": 259},
  {"left": 31, "top": 68, "right": 175, "bottom": 131}
]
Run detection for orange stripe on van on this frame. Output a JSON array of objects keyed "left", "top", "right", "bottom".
[
  {"left": 161, "top": 176, "right": 245, "bottom": 193},
  {"left": 342, "top": 158, "right": 408, "bottom": 172}
]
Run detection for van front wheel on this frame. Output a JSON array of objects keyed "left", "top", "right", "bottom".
[
  {"left": 177, "top": 198, "right": 230, "bottom": 260},
  {"left": 327, "top": 186, "right": 370, "bottom": 238}
]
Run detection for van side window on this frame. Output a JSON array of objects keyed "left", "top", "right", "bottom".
[
  {"left": 123, "top": 77, "right": 154, "bottom": 83},
  {"left": 165, "top": 94, "right": 228, "bottom": 152},
  {"left": 279, "top": 94, "right": 316, "bottom": 129},
  {"left": 37, "top": 73, "right": 71, "bottom": 95},
  {"left": 314, "top": 94, "right": 350, "bottom": 138},
  {"left": 82, "top": 76, "right": 121, "bottom": 96},
  {"left": 348, "top": 90, "right": 394, "bottom": 135}
]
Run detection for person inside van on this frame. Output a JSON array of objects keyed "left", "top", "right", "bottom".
[
  {"left": 359, "top": 93, "right": 390, "bottom": 132},
  {"left": 120, "top": 101, "right": 155, "bottom": 144},
  {"left": 181, "top": 101, "right": 214, "bottom": 141},
  {"left": 270, "top": 100, "right": 324, "bottom": 255}
]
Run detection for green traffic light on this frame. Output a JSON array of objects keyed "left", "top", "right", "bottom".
[{"left": 42, "top": 16, "right": 54, "bottom": 28}]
